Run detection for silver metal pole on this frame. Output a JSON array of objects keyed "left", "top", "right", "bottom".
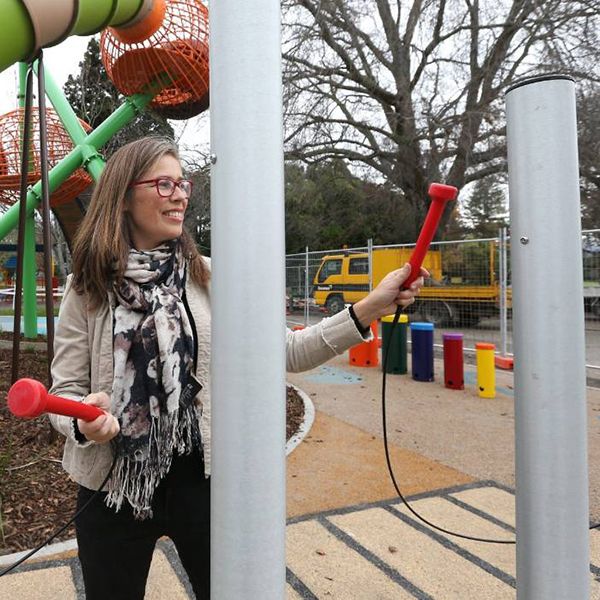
[
  {"left": 506, "top": 75, "right": 589, "bottom": 599},
  {"left": 304, "top": 245, "right": 309, "bottom": 326},
  {"left": 210, "top": 1, "right": 286, "bottom": 598},
  {"left": 367, "top": 237, "right": 373, "bottom": 292},
  {"left": 499, "top": 228, "right": 508, "bottom": 357}
]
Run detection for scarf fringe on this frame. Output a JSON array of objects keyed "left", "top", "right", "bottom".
[{"left": 106, "top": 405, "right": 200, "bottom": 520}]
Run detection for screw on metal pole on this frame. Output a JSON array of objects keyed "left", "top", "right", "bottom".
[
  {"left": 520, "top": 236, "right": 529, "bottom": 245},
  {"left": 210, "top": 153, "right": 217, "bottom": 164}
]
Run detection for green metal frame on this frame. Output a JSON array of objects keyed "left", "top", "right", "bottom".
[
  {"left": 0, "top": 78, "right": 156, "bottom": 241},
  {"left": 0, "top": 0, "right": 146, "bottom": 73},
  {"left": 0, "top": 0, "right": 173, "bottom": 337},
  {"left": 0, "top": 65, "right": 161, "bottom": 337}
]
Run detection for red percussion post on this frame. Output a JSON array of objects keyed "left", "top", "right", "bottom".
[{"left": 7, "top": 378, "right": 104, "bottom": 422}]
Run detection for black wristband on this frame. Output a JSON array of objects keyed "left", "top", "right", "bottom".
[
  {"left": 348, "top": 305, "right": 370, "bottom": 336},
  {"left": 73, "top": 418, "right": 88, "bottom": 444}
]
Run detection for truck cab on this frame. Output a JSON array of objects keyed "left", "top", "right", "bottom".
[
  {"left": 314, "top": 253, "right": 370, "bottom": 314},
  {"left": 313, "top": 248, "right": 442, "bottom": 314}
]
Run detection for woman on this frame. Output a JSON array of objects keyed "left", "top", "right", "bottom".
[{"left": 49, "top": 136, "right": 425, "bottom": 599}]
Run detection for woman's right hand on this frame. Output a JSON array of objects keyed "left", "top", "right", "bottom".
[
  {"left": 352, "top": 263, "right": 428, "bottom": 326},
  {"left": 77, "top": 392, "right": 120, "bottom": 443}
]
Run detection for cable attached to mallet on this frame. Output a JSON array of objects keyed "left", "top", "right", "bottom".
[{"left": 385, "top": 184, "right": 600, "bottom": 539}]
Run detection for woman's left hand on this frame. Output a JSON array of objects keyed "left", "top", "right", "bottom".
[{"left": 352, "top": 263, "right": 428, "bottom": 327}]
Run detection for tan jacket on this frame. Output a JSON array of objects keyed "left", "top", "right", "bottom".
[{"left": 49, "top": 266, "right": 367, "bottom": 491}]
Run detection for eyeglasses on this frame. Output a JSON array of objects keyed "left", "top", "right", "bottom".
[{"left": 129, "top": 177, "right": 193, "bottom": 198}]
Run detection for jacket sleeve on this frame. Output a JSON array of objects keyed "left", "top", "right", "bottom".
[
  {"left": 48, "top": 276, "right": 93, "bottom": 445},
  {"left": 286, "top": 308, "right": 372, "bottom": 373}
]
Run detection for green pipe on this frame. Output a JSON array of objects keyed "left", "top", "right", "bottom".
[
  {"left": 84, "top": 90, "right": 154, "bottom": 149},
  {"left": 73, "top": 0, "right": 144, "bottom": 35},
  {"left": 18, "top": 63, "right": 38, "bottom": 337},
  {"left": 78, "top": 145, "right": 106, "bottom": 181},
  {"left": 73, "top": 1, "right": 120, "bottom": 36},
  {"left": 33, "top": 60, "right": 106, "bottom": 181},
  {"left": 0, "top": 2, "right": 34, "bottom": 75},
  {"left": 23, "top": 216, "right": 37, "bottom": 338},
  {"left": 0, "top": 89, "right": 153, "bottom": 240},
  {"left": 34, "top": 62, "right": 87, "bottom": 144},
  {"left": 0, "top": 0, "right": 147, "bottom": 74},
  {"left": 106, "top": 0, "right": 147, "bottom": 28}
]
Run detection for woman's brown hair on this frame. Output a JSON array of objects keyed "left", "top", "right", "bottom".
[{"left": 71, "top": 136, "right": 209, "bottom": 308}]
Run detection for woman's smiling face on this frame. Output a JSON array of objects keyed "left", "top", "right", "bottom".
[{"left": 126, "top": 154, "right": 189, "bottom": 250}]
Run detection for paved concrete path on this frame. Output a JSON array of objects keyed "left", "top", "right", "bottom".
[{"left": 2, "top": 483, "right": 600, "bottom": 599}]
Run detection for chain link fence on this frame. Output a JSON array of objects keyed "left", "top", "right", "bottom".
[
  {"left": 286, "top": 229, "right": 600, "bottom": 378},
  {"left": 286, "top": 245, "right": 368, "bottom": 324}
]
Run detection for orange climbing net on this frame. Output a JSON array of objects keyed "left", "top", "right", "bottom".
[
  {"left": 101, "top": 0, "right": 209, "bottom": 120},
  {"left": 0, "top": 108, "right": 92, "bottom": 207}
]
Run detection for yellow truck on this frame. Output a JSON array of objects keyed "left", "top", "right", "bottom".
[{"left": 312, "top": 246, "right": 510, "bottom": 326}]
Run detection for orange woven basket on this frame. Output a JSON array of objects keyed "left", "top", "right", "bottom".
[
  {"left": 0, "top": 108, "right": 92, "bottom": 207},
  {"left": 101, "top": 0, "right": 209, "bottom": 119}
]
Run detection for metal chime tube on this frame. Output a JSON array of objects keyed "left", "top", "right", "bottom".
[
  {"left": 506, "top": 75, "right": 589, "bottom": 599},
  {"left": 210, "top": 1, "right": 286, "bottom": 598}
]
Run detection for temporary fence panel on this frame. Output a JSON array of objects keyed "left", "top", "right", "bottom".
[{"left": 285, "top": 230, "right": 600, "bottom": 379}]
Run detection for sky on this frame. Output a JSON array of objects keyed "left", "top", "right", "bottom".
[
  {"left": 0, "top": 35, "right": 210, "bottom": 157},
  {"left": 0, "top": 37, "right": 91, "bottom": 114}
]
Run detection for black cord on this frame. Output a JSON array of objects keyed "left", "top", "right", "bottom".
[
  {"left": 382, "top": 307, "right": 600, "bottom": 540},
  {"left": 0, "top": 451, "right": 118, "bottom": 577},
  {"left": 381, "top": 305, "right": 516, "bottom": 544}
]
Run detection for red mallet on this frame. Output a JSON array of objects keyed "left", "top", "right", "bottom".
[
  {"left": 403, "top": 182, "right": 458, "bottom": 288},
  {"left": 7, "top": 378, "right": 104, "bottom": 422}
]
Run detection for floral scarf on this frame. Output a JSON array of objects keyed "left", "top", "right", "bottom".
[{"left": 106, "top": 240, "right": 201, "bottom": 519}]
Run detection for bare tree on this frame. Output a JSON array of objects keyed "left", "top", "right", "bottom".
[
  {"left": 578, "top": 85, "right": 600, "bottom": 228},
  {"left": 181, "top": 151, "right": 211, "bottom": 254},
  {"left": 282, "top": 0, "right": 599, "bottom": 236}
]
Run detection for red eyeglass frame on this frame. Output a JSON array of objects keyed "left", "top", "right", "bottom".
[{"left": 129, "top": 177, "right": 193, "bottom": 197}]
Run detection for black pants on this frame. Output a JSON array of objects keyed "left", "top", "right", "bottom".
[{"left": 75, "top": 450, "right": 210, "bottom": 600}]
